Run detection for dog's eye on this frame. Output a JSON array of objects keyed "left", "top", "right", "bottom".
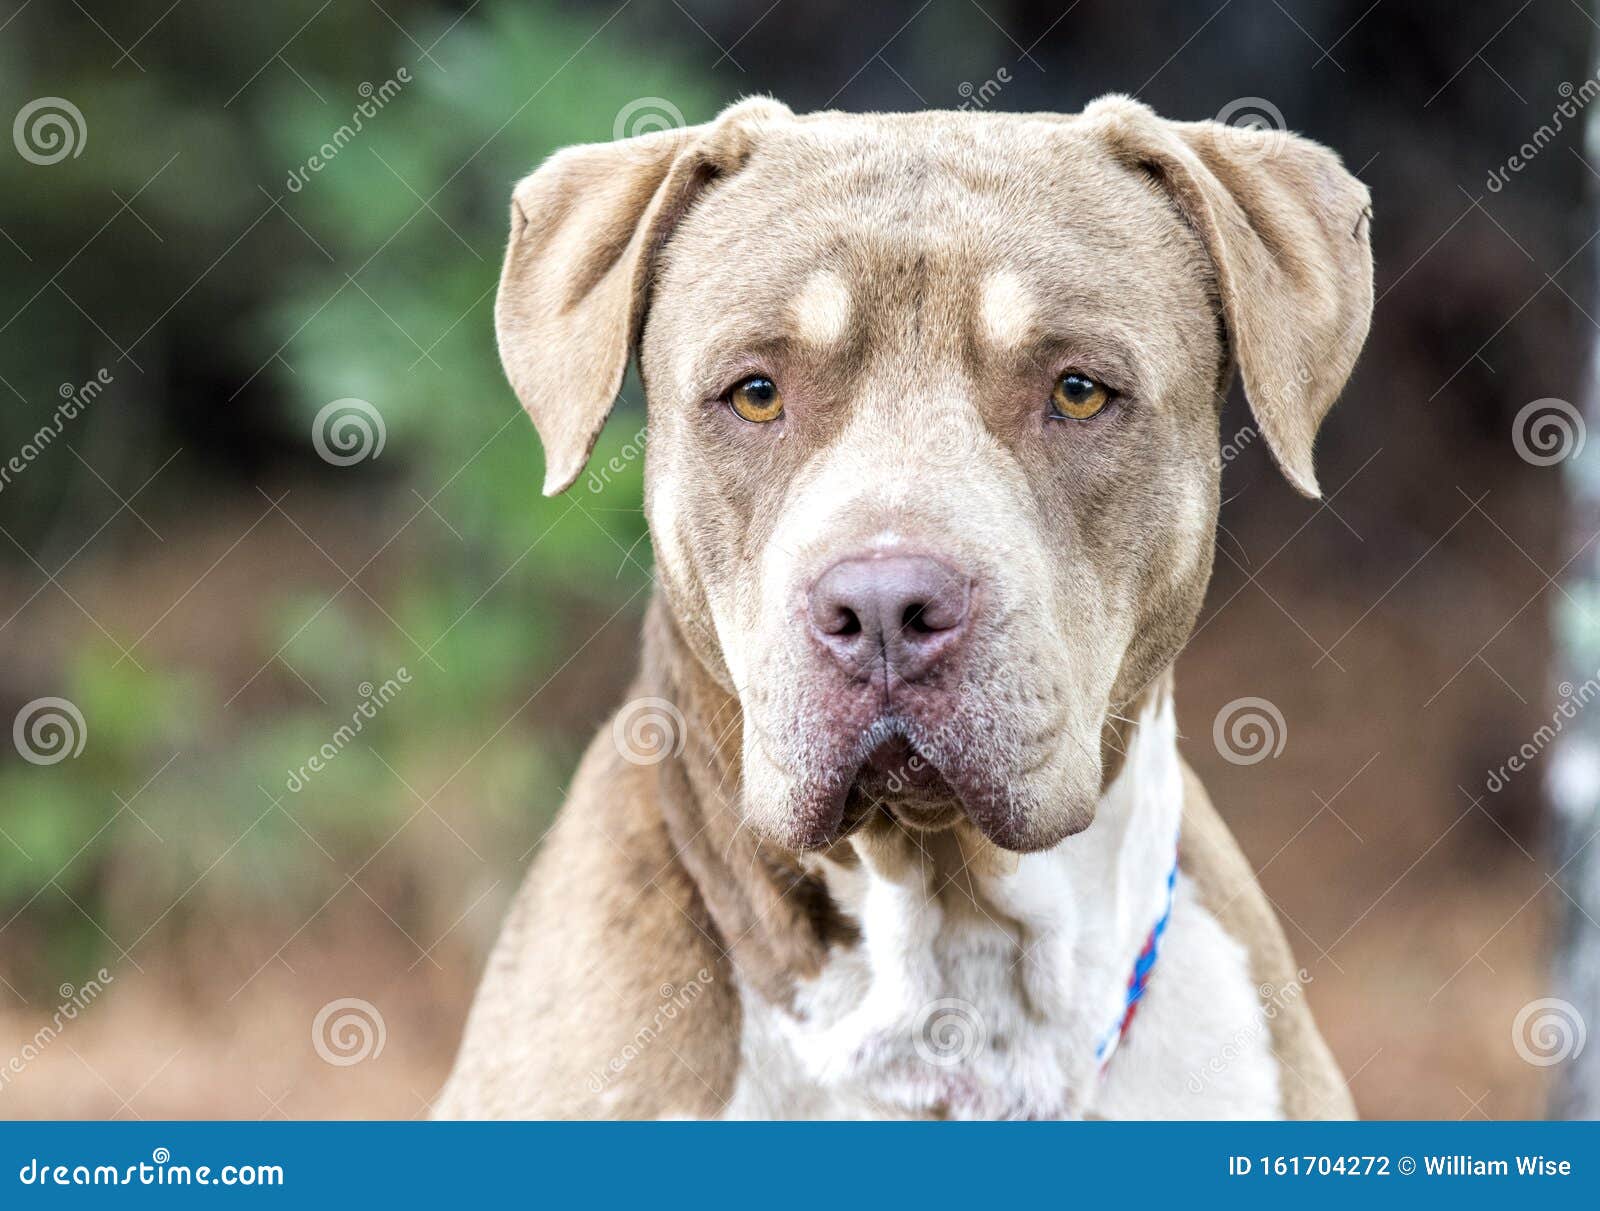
[
  {"left": 1049, "top": 372, "right": 1110, "bottom": 421},
  {"left": 728, "top": 376, "right": 784, "bottom": 423}
]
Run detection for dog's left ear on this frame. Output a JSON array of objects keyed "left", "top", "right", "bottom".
[
  {"left": 497, "top": 97, "right": 791, "bottom": 495},
  {"left": 1085, "top": 96, "right": 1373, "bottom": 497}
]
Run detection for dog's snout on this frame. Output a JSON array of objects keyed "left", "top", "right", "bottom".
[{"left": 807, "top": 555, "right": 971, "bottom": 683}]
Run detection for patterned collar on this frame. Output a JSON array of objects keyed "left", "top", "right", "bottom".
[{"left": 1094, "top": 843, "right": 1179, "bottom": 1069}]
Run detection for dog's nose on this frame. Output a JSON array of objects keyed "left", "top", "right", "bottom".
[{"left": 808, "top": 555, "right": 971, "bottom": 683}]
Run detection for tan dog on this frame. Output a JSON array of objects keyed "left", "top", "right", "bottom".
[{"left": 434, "top": 95, "right": 1372, "bottom": 1120}]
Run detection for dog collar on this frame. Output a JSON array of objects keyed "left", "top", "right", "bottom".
[{"left": 1094, "top": 843, "right": 1179, "bottom": 1069}]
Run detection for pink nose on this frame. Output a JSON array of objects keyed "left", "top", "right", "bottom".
[{"left": 807, "top": 555, "right": 971, "bottom": 684}]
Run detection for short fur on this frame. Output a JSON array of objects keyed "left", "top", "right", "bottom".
[{"left": 435, "top": 96, "right": 1371, "bottom": 1120}]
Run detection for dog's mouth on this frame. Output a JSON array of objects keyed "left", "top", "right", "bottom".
[
  {"left": 778, "top": 708, "right": 1089, "bottom": 855},
  {"left": 841, "top": 735, "right": 965, "bottom": 834}
]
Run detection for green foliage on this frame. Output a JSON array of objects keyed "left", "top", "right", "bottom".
[{"left": 0, "top": 2, "right": 708, "bottom": 987}]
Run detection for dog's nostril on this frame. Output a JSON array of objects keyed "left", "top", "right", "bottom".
[
  {"left": 904, "top": 595, "right": 965, "bottom": 635},
  {"left": 832, "top": 606, "right": 862, "bottom": 637}
]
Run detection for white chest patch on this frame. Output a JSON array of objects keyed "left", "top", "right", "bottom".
[{"left": 719, "top": 698, "right": 1283, "bottom": 1120}]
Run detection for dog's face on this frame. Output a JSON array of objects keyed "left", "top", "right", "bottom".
[{"left": 497, "top": 98, "right": 1372, "bottom": 853}]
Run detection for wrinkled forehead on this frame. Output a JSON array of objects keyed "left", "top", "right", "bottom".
[{"left": 656, "top": 112, "right": 1214, "bottom": 388}]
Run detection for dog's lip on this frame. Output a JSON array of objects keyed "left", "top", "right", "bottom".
[
  {"left": 879, "top": 798, "right": 964, "bottom": 832},
  {"left": 841, "top": 734, "right": 965, "bottom": 833},
  {"left": 789, "top": 728, "right": 1084, "bottom": 852},
  {"left": 861, "top": 735, "right": 943, "bottom": 786}
]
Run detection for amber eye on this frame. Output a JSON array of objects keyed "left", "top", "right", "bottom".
[
  {"left": 728, "top": 376, "right": 784, "bottom": 423},
  {"left": 1049, "top": 372, "right": 1111, "bottom": 421}
]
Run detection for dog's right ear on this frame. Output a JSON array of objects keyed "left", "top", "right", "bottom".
[{"left": 496, "top": 97, "right": 791, "bottom": 495}]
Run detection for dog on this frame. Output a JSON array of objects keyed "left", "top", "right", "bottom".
[{"left": 434, "top": 95, "right": 1373, "bottom": 1120}]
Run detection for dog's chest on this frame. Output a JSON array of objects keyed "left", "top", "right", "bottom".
[
  {"left": 722, "top": 848, "right": 1117, "bottom": 1119},
  {"left": 721, "top": 865, "right": 1282, "bottom": 1120}
]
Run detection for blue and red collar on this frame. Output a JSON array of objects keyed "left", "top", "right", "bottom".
[{"left": 1094, "top": 845, "right": 1179, "bottom": 1068}]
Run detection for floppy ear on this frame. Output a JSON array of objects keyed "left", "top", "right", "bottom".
[
  {"left": 1085, "top": 96, "right": 1373, "bottom": 497},
  {"left": 496, "top": 97, "right": 791, "bottom": 495}
]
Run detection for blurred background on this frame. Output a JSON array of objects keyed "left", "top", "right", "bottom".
[{"left": 0, "top": 0, "right": 1596, "bottom": 1119}]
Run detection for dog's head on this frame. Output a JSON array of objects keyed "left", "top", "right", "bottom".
[{"left": 497, "top": 97, "right": 1372, "bottom": 853}]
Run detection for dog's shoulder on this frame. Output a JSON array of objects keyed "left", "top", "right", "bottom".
[
  {"left": 1176, "top": 760, "right": 1357, "bottom": 1120},
  {"left": 432, "top": 727, "right": 740, "bottom": 1119}
]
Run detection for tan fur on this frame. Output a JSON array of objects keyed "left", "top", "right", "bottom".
[
  {"left": 1179, "top": 763, "right": 1357, "bottom": 1118},
  {"left": 439, "top": 95, "right": 1373, "bottom": 1119},
  {"left": 432, "top": 723, "right": 741, "bottom": 1118}
]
